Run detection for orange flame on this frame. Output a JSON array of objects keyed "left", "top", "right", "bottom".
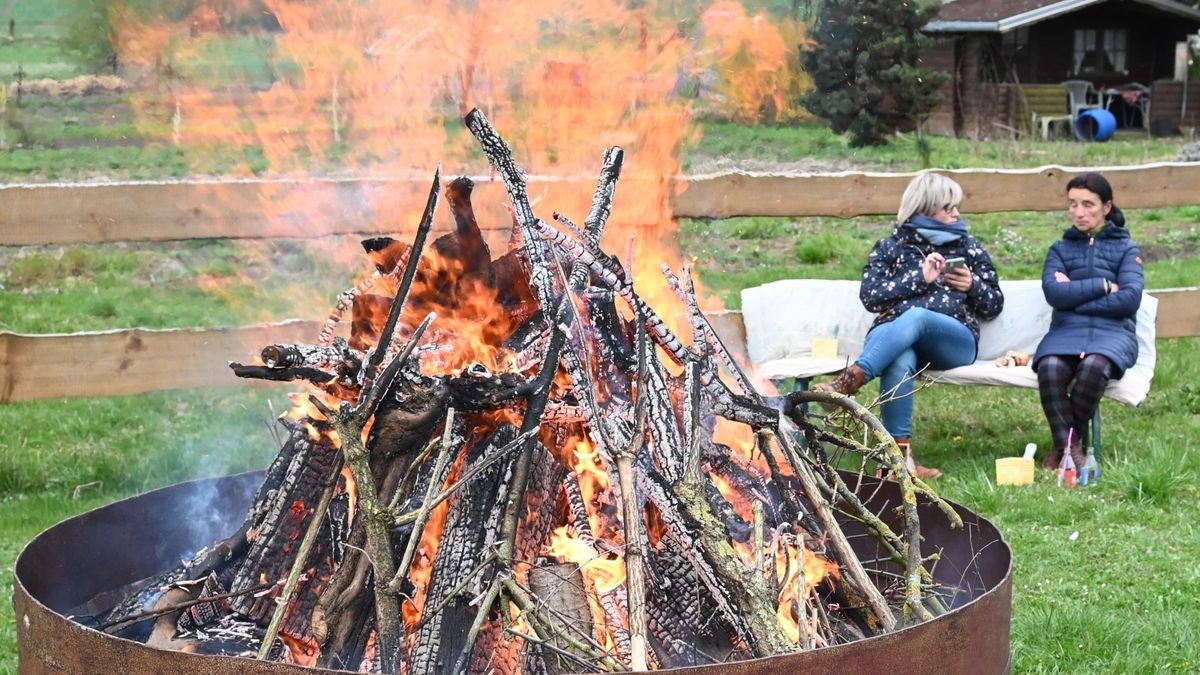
[
  {"left": 339, "top": 465, "right": 357, "bottom": 525},
  {"left": 279, "top": 633, "right": 319, "bottom": 666},
  {"left": 103, "top": 1, "right": 792, "bottom": 333},
  {"left": 775, "top": 539, "right": 841, "bottom": 644},
  {"left": 546, "top": 526, "right": 626, "bottom": 595}
]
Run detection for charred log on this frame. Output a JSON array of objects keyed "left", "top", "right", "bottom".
[
  {"left": 227, "top": 429, "right": 342, "bottom": 627},
  {"left": 437, "top": 176, "right": 492, "bottom": 279},
  {"left": 409, "top": 424, "right": 518, "bottom": 674}
]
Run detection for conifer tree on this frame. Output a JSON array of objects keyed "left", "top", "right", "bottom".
[{"left": 800, "top": 0, "right": 946, "bottom": 146}]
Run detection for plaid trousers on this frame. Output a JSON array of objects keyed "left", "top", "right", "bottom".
[{"left": 1036, "top": 354, "right": 1115, "bottom": 450}]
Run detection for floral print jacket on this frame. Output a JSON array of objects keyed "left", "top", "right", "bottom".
[{"left": 859, "top": 223, "right": 1005, "bottom": 344}]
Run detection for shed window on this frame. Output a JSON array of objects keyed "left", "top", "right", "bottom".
[{"left": 1073, "top": 28, "right": 1127, "bottom": 74}]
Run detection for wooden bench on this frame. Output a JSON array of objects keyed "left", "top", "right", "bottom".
[{"left": 740, "top": 279, "right": 1160, "bottom": 460}]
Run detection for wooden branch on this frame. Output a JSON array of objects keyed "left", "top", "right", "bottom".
[
  {"left": 361, "top": 167, "right": 440, "bottom": 388},
  {"left": 386, "top": 408, "right": 458, "bottom": 594},
  {"left": 769, "top": 429, "right": 898, "bottom": 632},
  {"left": 410, "top": 552, "right": 498, "bottom": 633},
  {"left": 787, "top": 390, "right": 962, "bottom": 528},
  {"left": 503, "top": 578, "right": 627, "bottom": 673},
  {"left": 669, "top": 478, "right": 795, "bottom": 656},
  {"left": 393, "top": 425, "right": 539, "bottom": 528},
  {"left": 229, "top": 363, "right": 336, "bottom": 386},
  {"left": 616, "top": 394, "right": 650, "bottom": 671},
  {"left": 98, "top": 583, "right": 273, "bottom": 633},
  {"left": 326, "top": 312, "right": 434, "bottom": 672},
  {"left": 451, "top": 577, "right": 502, "bottom": 674}
]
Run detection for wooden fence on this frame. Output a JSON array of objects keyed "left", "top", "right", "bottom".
[
  {"left": 3, "top": 164, "right": 1199, "bottom": 402},
  {"left": 5, "top": 163, "right": 1200, "bottom": 245}
]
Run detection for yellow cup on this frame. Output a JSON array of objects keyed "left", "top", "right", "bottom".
[{"left": 995, "top": 443, "right": 1038, "bottom": 486}]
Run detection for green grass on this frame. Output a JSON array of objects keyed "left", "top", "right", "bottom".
[
  {"left": 0, "top": 387, "right": 290, "bottom": 672},
  {"left": 0, "top": 0, "right": 96, "bottom": 78},
  {"left": 0, "top": 239, "right": 357, "bottom": 332},
  {"left": 168, "top": 34, "right": 278, "bottom": 90},
  {"left": 686, "top": 120, "right": 1190, "bottom": 172}
]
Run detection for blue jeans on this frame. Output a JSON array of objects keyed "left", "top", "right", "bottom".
[{"left": 854, "top": 308, "right": 977, "bottom": 439}]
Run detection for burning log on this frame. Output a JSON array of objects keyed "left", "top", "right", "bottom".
[{"left": 94, "top": 109, "right": 962, "bottom": 673}]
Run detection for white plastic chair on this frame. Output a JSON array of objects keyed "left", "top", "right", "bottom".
[{"left": 1063, "top": 79, "right": 1101, "bottom": 120}]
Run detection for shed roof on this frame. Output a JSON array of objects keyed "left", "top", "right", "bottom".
[{"left": 926, "top": 0, "right": 1200, "bottom": 33}]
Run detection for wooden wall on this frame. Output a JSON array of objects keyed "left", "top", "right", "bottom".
[{"left": 1149, "top": 79, "right": 1200, "bottom": 132}]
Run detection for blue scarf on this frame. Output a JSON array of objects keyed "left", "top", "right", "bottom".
[{"left": 905, "top": 214, "right": 968, "bottom": 246}]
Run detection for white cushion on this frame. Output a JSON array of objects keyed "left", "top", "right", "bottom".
[{"left": 741, "top": 278, "right": 1158, "bottom": 406}]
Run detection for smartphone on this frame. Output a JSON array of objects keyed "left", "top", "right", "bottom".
[{"left": 942, "top": 256, "right": 966, "bottom": 272}]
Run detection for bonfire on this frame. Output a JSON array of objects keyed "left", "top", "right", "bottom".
[{"left": 93, "top": 110, "right": 958, "bottom": 673}]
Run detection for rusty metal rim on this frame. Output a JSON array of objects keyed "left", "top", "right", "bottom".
[{"left": 14, "top": 471, "right": 1013, "bottom": 674}]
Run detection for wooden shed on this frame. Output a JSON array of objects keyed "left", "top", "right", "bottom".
[{"left": 923, "top": 0, "right": 1200, "bottom": 138}]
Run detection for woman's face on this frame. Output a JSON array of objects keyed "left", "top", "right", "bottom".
[
  {"left": 1067, "top": 187, "right": 1112, "bottom": 233},
  {"left": 929, "top": 198, "right": 960, "bottom": 225}
]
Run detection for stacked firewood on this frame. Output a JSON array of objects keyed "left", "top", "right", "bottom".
[{"left": 98, "top": 110, "right": 960, "bottom": 673}]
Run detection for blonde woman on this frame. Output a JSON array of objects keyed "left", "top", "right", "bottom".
[{"left": 814, "top": 173, "right": 1005, "bottom": 478}]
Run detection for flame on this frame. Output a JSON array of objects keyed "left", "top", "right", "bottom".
[
  {"left": 713, "top": 416, "right": 773, "bottom": 476},
  {"left": 285, "top": 392, "right": 329, "bottom": 422},
  {"left": 710, "top": 469, "right": 752, "bottom": 523},
  {"left": 570, "top": 440, "right": 614, "bottom": 537},
  {"left": 100, "top": 0, "right": 797, "bottom": 338},
  {"left": 774, "top": 538, "right": 841, "bottom": 643},
  {"left": 279, "top": 633, "right": 319, "bottom": 667},
  {"left": 340, "top": 465, "right": 357, "bottom": 525},
  {"left": 546, "top": 526, "right": 626, "bottom": 595}
]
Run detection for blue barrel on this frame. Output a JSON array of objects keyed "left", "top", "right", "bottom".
[{"left": 1074, "top": 108, "right": 1117, "bottom": 142}]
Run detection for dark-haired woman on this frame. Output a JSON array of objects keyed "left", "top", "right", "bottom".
[{"left": 1034, "top": 173, "right": 1143, "bottom": 470}]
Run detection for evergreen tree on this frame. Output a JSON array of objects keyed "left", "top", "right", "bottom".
[{"left": 800, "top": 0, "right": 946, "bottom": 146}]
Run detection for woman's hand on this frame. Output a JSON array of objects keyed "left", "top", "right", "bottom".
[
  {"left": 1054, "top": 271, "right": 1070, "bottom": 283},
  {"left": 944, "top": 265, "right": 973, "bottom": 292},
  {"left": 922, "top": 252, "right": 946, "bottom": 284}
]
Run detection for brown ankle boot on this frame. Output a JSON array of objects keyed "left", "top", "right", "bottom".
[
  {"left": 896, "top": 437, "right": 942, "bottom": 480},
  {"left": 813, "top": 364, "right": 867, "bottom": 397},
  {"left": 1042, "top": 448, "right": 1064, "bottom": 470}
]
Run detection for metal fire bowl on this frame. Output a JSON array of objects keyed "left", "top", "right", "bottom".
[{"left": 14, "top": 471, "right": 1012, "bottom": 674}]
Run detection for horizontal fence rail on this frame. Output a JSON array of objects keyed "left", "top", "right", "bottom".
[
  {"left": 3, "top": 164, "right": 1198, "bottom": 401},
  {"left": 1, "top": 289, "right": 1196, "bottom": 403},
  {"left": 4, "top": 163, "right": 1200, "bottom": 246},
  {"left": 672, "top": 162, "right": 1200, "bottom": 219},
  {"left": 0, "top": 320, "right": 320, "bottom": 403}
]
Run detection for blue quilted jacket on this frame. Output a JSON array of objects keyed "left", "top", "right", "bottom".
[
  {"left": 859, "top": 223, "right": 1005, "bottom": 346},
  {"left": 1033, "top": 222, "right": 1143, "bottom": 377}
]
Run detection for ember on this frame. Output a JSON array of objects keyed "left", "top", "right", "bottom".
[{"left": 88, "top": 111, "right": 961, "bottom": 673}]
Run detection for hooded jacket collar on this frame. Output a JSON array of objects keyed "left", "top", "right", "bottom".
[{"left": 1063, "top": 221, "right": 1130, "bottom": 241}]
